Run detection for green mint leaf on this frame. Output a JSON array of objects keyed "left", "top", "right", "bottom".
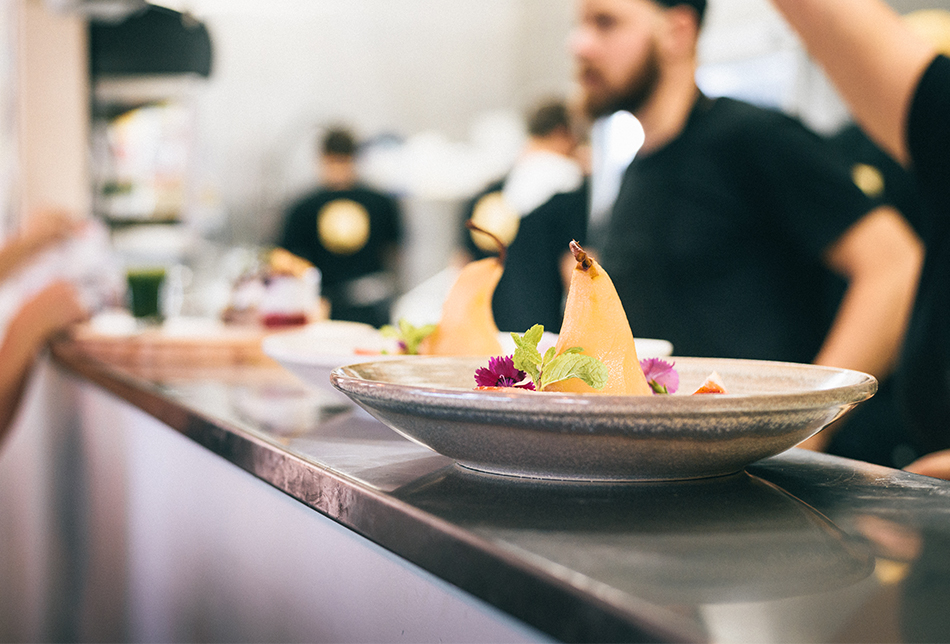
[
  {"left": 538, "top": 345, "right": 581, "bottom": 380},
  {"left": 523, "top": 324, "right": 544, "bottom": 346},
  {"left": 380, "top": 318, "right": 436, "bottom": 355},
  {"left": 537, "top": 345, "right": 559, "bottom": 383},
  {"left": 540, "top": 352, "right": 609, "bottom": 390},
  {"left": 509, "top": 329, "right": 610, "bottom": 391},
  {"left": 511, "top": 325, "right": 545, "bottom": 386},
  {"left": 404, "top": 325, "right": 437, "bottom": 355}
]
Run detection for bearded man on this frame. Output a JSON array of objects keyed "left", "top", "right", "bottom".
[{"left": 572, "top": 0, "right": 925, "bottom": 467}]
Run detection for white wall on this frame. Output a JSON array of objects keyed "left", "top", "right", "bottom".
[
  {"left": 0, "top": 0, "right": 89, "bottom": 234},
  {"left": 0, "top": 0, "right": 18, "bottom": 235},
  {"left": 176, "top": 0, "right": 575, "bottom": 245},
  {"left": 18, "top": 0, "right": 89, "bottom": 221}
]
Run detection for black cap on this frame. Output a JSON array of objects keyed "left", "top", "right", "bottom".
[{"left": 654, "top": 0, "right": 707, "bottom": 24}]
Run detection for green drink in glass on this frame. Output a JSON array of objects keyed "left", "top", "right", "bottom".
[{"left": 127, "top": 267, "right": 166, "bottom": 319}]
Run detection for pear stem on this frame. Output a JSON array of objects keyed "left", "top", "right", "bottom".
[
  {"left": 466, "top": 219, "right": 507, "bottom": 264},
  {"left": 570, "top": 240, "right": 593, "bottom": 271}
]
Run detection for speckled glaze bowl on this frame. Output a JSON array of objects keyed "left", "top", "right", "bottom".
[{"left": 330, "top": 357, "right": 877, "bottom": 482}]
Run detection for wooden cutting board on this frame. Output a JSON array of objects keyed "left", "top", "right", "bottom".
[{"left": 67, "top": 322, "right": 282, "bottom": 367}]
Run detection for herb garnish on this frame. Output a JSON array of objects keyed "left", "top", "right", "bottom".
[
  {"left": 380, "top": 318, "right": 437, "bottom": 355},
  {"left": 509, "top": 324, "right": 608, "bottom": 391}
]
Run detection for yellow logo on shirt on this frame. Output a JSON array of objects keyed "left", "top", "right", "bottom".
[
  {"left": 318, "top": 199, "right": 371, "bottom": 255},
  {"left": 851, "top": 163, "right": 886, "bottom": 199}
]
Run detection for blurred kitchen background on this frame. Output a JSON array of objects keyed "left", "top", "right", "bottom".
[{"left": 4, "top": 0, "right": 949, "bottom": 317}]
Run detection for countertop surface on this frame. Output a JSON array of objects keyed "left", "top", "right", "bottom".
[{"left": 52, "top": 341, "right": 950, "bottom": 643}]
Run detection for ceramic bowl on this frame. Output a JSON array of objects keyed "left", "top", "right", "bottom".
[{"left": 330, "top": 356, "right": 877, "bottom": 481}]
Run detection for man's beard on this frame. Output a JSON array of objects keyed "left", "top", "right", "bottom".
[{"left": 582, "top": 44, "right": 661, "bottom": 119}]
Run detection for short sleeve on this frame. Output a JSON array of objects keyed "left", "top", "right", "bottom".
[
  {"left": 745, "top": 112, "right": 882, "bottom": 258},
  {"left": 907, "top": 54, "right": 950, "bottom": 223}
]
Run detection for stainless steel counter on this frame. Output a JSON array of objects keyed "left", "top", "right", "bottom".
[{"left": 45, "top": 342, "right": 950, "bottom": 643}]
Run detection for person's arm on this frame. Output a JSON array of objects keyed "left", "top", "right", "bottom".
[
  {"left": 0, "top": 281, "right": 87, "bottom": 442},
  {"left": 800, "top": 205, "right": 923, "bottom": 451},
  {"left": 769, "top": 0, "right": 937, "bottom": 165},
  {"left": 0, "top": 209, "right": 83, "bottom": 282},
  {"left": 905, "top": 448, "right": 950, "bottom": 480}
]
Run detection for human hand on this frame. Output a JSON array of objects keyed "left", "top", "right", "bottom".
[
  {"left": 19, "top": 209, "right": 85, "bottom": 255},
  {"left": 0, "top": 281, "right": 89, "bottom": 440},
  {"left": 14, "top": 280, "right": 89, "bottom": 345}
]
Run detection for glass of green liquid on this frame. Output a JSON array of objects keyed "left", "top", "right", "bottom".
[{"left": 126, "top": 267, "right": 166, "bottom": 320}]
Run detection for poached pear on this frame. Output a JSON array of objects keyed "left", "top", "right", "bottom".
[
  {"left": 418, "top": 221, "right": 504, "bottom": 356},
  {"left": 545, "top": 241, "right": 652, "bottom": 395}
]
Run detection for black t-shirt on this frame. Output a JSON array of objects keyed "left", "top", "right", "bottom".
[
  {"left": 279, "top": 185, "right": 402, "bottom": 289},
  {"left": 492, "top": 182, "right": 589, "bottom": 333},
  {"left": 460, "top": 179, "right": 589, "bottom": 334},
  {"left": 593, "top": 95, "right": 878, "bottom": 364},
  {"left": 822, "top": 124, "right": 928, "bottom": 467},
  {"left": 829, "top": 123, "right": 926, "bottom": 237},
  {"left": 896, "top": 55, "right": 950, "bottom": 453}
]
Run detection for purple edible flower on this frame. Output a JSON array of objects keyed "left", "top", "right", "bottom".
[
  {"left": 640, "top": 357, "right": 679, "bottom": 394},
  {"left": 474, "top": 355, "right": 536, "bottom": 390}
]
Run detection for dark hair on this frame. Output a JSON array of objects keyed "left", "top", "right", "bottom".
[
  {"left": 654, "top": 0, "right": 707, "bottom": 25},
  {"left": 320, "top": 127, "right": 357, "bottom": 156},
  {"left": 527, "top": 100, "right": 572, "bottom": 138}
]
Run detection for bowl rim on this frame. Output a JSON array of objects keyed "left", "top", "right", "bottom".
[{"left": 330, "top": 355, "right": 878, "bottom": 416}]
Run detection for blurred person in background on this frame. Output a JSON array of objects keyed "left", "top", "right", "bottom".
[
  {"left": 0, "top": 210, "right": 88, "bottom": 443},
  {"left": 827, "top": 9, "right": 950, "bottom": 243},
  {"left": 460, "top": 98, "right": 589, "bottom": 333},
  {"left": 766, "top": 0, "right": 950, "bottom": 477},
  {"left": 571, "top": 0, "right": 924, "bottom": 467},
  {"left": 279, "top": 126, "right": 402, "bottom": 328},
  {"left": 821, "top": 10, "right": 950, "bottom": 468}
]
